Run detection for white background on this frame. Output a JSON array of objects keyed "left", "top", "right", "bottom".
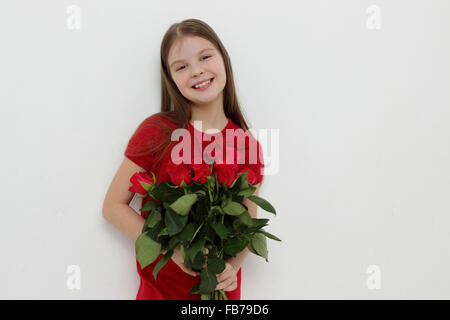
[{"left": 1, "top": 0, "right": 449, "bottom": 299}]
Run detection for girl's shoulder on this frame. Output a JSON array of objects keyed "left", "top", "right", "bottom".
[
  {"left": 140, "top": 112, "right": 180, "bottom": 130},
  {"left": 127, "top": 112, "right": 179, "bottom": 148},
  {"left": 125, "top": 112, "right": 179, "bottom": 170},
  {"left": 131, "top": 112, "right": 179, "bottom": 138}
]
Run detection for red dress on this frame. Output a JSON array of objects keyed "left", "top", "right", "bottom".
[{"left": 124, "top": 113, "right": 264, "bottom": 300}]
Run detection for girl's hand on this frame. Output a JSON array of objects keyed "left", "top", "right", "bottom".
[
  {"left": 170, "top": 247, "right": 200, "bottom": 277},
  {"left": 215, "top": 262, "right": 238, "bottom": 292}
]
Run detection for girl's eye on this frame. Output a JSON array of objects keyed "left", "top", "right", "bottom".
[{"left": 176, "top": 55, "right": 211, "bottom": 71}]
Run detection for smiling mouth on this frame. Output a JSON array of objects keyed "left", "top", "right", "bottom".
[{"left": 191, "top": 77, "right": 214, "bottom": 89}]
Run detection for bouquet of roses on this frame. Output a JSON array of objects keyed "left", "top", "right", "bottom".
[{"left": 129, "top": 161, "right": 280, "bottom": 300}]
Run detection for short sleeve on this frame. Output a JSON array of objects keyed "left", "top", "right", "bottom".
[
  {"left": 248, "top": 138, "right": 265, "bottom": 185},
  {"left": 236, "top": 134, "right": 265, "bottom": 185},
  {"left": 124, "top": 115, "right": 163, "bottom": 171}
]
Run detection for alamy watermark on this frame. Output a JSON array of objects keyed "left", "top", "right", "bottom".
[
  {"left": 169, "top": 120, "right": 279, "bottom": 176},
  {"left": 66, "top": 5, "right": 81, "bottom": 30},
  {"left": 66, "top": 264, "right": 81, "bottom": 290},
  {"left": 366, "top": 264, "right": 381, "bottom": 290},
  {"left": 366, "top": 5, "right": 382, "bottom": 30}
]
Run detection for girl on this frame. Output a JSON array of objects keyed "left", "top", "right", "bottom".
[{"left": 102, "top": 18, "right": 265, "bottom": 300}]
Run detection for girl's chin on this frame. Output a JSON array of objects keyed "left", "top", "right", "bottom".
[
  {"left": 191, "top": 95, "right": 220, "bottom": 105},
  {"left": 190, "top": 91, "right": 219, "bottom": 99}
]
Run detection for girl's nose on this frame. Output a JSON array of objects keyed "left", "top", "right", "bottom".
[{"left": 191, "top": 67, "right": 205, "bottom": 78}]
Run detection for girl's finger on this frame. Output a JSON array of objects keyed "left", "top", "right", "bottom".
[
  {"left": 190, "top": 267, "right": 200, "bottom": 276},
  {"left": 224, "top": 280, "right": 237, "bottom": 292},
  {"left": 216, "top": 276, "right": 235, "bottom": 290},
  {"left": 182, "top": 264, "right": 199, "bottom": 276},
  {"left": 217, "top": 269, "right": 232, "bottom": 282}
]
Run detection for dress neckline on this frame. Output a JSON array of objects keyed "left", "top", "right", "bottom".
[{"left": 188, "top": 117, "right": 231, "bottom": 135}]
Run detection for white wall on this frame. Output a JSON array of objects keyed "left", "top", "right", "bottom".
[{"left": 1, "top": 0, "right": 449, "bottom": 299}]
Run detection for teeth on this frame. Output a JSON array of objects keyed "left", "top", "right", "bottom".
[{"left": 194, "top": 79, "right": 211, "bottom": 88}]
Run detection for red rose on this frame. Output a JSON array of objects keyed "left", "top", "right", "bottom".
[
  {"left": 191, "top": 163, "right": 211, "bottom": 184},
  {"left": 213, "top": 162, "right": 238, "bottom": 187},
  {"left": 129, "top": 171, "right": 155, "bottom": 195},
  {"left": 167, "top": 161, "right": 192, "bottom": 186},
  {"left": 237, "top": 165, "right": 263, "bottom": 185}
]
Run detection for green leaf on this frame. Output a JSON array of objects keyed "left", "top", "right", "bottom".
[
  {"left": 247, "top": 195, "right": 276, "bottom": 215},
  {"left": 191, "top": 250, "right": 205, "bottom": 270},
  {"left": 168, "top": 237, "right": 180, "bottom": 251},
  {"left": 153, "top": 249, "right": 173, "bottom": 280},
  {"left": 188, "top": 283, "right": 201, "bottom": 294},
  {"left": 135, "top": 232, "right": 161, "bottom": 270},
  {"left": 229, "top": 175, "right": 240, "bottom": 189},
  {"left": 251, "top": 233, "right": 268, "bottom": 262},
  {"left": 211, "top": 206, "right": 225, "bottom": 215},
  {"left": 139, "top": 181, "right": 152, "bottom": 192},
  {"left": 231, "top": 218, "right": 247, "bottom": 233},
  {"left": 222, "top": 201, "right": 246, "bottom": 216},
  {"left": 236, "top": 171, "right": 249, "bottom": 184},
  {"left": 252, "top": 218, "right": 269, "bottom": 227},
  {"left": 224, "top": 236, "right": 248, "bottom": 256},
  {"left": 178, "top": 223, "right": 195, "bottom": 242},
  {"left": 188, "top": 238, "right": 206, "bottom": 262},
  {"left": 169, "top": 194, "right": 199, "bottom": 216},
  {"left": 199, "top": 268, "right": 218, "bottom": 294},
  {"left": 184, "top": 252, "right": 193, "bottom": 270},
  {"left": 180, "top": 178, "right": 187, "bottom": 189},
  {"left": 164, "top": 204, "right": 188, "bottom": 236},
  {"left": 257, "top": 229, "right": 282, "bottom": 242},
  {"left": 146, "top": 210, "right": 161, "bottom": 228},
  {"left": 207, "top": 256, "right": 225, "bottom": 274},
  {"left": 247, "top": 240, "right": 258, "bottom": 255},
  {"left": 146, "top": 220, "right": 164, "bottom": 241},
  {"left": 195, "top": 190, "right": 206, "bottom": 198},
  {"left": 157, "top": 228, "right": 168, "bottom": 237},
  {"left": 237, "top": 186, "right": 256, "bottom": 197},
  {"left": 196, "top": 197, "right": 209, "bottom": 217},
  {"left": 140, "top": 200, "right": 159, "bottom": 212},
  {"left": 221, "top": 191, "right": 232, "bottom": 208},
  {"left": 150, "top": 182, "right": 183, "bottom": 203},
  {"left": 237, "top": 211, "right": 254, "bottom": 227},
  {"left": 211, "top": 221, "right": 230, "bottom": 239},
  {"left": 204, "top": 226, "right": 216, "bottom": 242}
]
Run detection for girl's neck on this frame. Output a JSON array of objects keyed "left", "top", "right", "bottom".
[{"left": 189, "top": 99, "right": 227, "bottom": 132}]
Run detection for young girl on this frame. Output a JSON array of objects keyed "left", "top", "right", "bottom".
[{"left": 102, "top": 18, "right": 265, "bottom": 300}]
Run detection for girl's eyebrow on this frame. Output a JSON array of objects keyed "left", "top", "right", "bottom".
[{"left": 170, "top": 47, "right": 215, "bottom": 67}]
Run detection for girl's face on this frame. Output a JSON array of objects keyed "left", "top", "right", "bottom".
[{"left": 168, "top": 36, "right": 226, "bottom": 106}]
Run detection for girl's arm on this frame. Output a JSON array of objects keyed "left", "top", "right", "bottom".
[{"left": 102, "top": 157, "right": 146, "bottom": 241}]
